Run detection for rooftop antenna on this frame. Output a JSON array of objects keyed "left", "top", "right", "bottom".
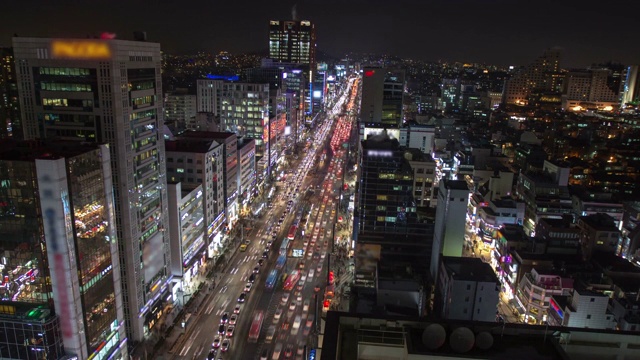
[{"left": 292, "top": 4, "right": 298, "bottom": 20}]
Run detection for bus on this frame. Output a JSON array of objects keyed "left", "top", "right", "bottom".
[
  {"left": 265, "top": 269, "right": 278, "bottom": 290},
  {"left": 275, "top": 254, "right": 287, "bottom": 270},
  {"left": 279, "top": 238, "right": 290, "bottom": 256},
  {"left": 283, "top": 270, "right": 301, "bottom": 291},
  {"left": 247, "top": 310, "right": 264, "bottom": 343},
  {"left": 287, "top": 225, "right": 297, "bottom": 241}
]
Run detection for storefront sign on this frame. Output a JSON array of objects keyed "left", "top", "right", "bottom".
[{"left": 51, "top": 40, "right": 111, "bottom": 59}]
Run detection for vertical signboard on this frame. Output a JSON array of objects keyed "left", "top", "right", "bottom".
[{"left": 36, "top": 159, "right": 84, "bottom": 358}]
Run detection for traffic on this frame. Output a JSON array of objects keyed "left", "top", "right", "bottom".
[{"left": 192, "top": 75, "right": 359, "bottom": 360}]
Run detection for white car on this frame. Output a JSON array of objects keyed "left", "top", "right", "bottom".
[
  {"left": 274, "top": 307, "right": 283, "bottom": 322},
  {"left": 303, "top": 299, "right": 310, "bottom": 313},
  {"left": 308, "top": 269, "right": 314, "bottom": 279},
  {"left": 281, "top": 292, "right": 290, "bottom": 305},
  {"left": 244, "top": 282, "right": 252, "bottom": 292}
]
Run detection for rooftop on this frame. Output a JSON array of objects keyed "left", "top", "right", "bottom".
[
  {"left": 442, "top": 256, "right": 499, "bottom": 283},
  {"left": 165, "top": 138, "right": 218, "bottom": 153}
]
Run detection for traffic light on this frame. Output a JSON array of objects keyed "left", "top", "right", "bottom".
[{"left": 323, "top": 300, "right": 330, "bottom": 308}]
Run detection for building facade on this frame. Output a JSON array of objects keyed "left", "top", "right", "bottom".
[
  {"left": 0, "top": 140, "right": 126, "bottom": 359},
  {"left": 503, "top": 48, "right": 561, "bottom": 105},
  {"left": 165, "top": 135, "right": 226, "bottom": 259},
  {"left": 12, "top": 37, "right": 170, "bottom": 343},
  {"left": 268, "top": 20, "right": 316, "bottom": 70},
  {"left": 237, "top": 138, "right": 257, "bottom": 210},
  {"left": 359, "top": 67, "right": 405, "bottom": 127},
  {"left": 436, "top": 257, "right": 500, "bottom": 322},
  {"left": 431, "top": 179, "right": 470, "bottom": 279},
  {"left": 167, "top": 183, "right": 206, "bottom": 304},
  {"left": 0, "top": 47, "right": 21, "bottom": 139}
]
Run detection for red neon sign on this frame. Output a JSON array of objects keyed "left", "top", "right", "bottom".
[{"left": 364, "top": 70, "right": 375, "bottom": 77}]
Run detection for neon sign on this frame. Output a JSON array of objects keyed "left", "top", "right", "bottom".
[
  {"left": 550, "top": 298, "right": 563, "bottom": 319},
  {"left": 51, "top": 41, "right": 111, "bottom": 59}
]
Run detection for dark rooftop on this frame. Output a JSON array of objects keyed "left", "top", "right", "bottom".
[
  {"left": 441, "top": 256, "right": 499, "bottom": 283},
  {"left": 442, "top": 179, "right": 469, "bottom": 191},
  {"left": 165, "top": 138, "right": 218, "bottom": 153}
]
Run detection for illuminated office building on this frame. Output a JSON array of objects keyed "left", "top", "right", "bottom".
[
  {"left": 359, "top": 67, "right": 405, "bottom": 127},
  {"left": 12, "top": 37, "right": 171, "bottom": 343},
  {"left": 0, "top": 140, "right": 125, "bottom": 360},
  {"left": 0, "top": 47, "right": 21, "bottom": 139},
  {"left": 268, "top": 20, "right": 316, "bottom": 70}
]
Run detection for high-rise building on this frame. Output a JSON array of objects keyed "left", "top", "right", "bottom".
[
  {"left": 0, "top": 47, "right": 21, "bottom": 139},
  {"left": 620, "top": 65, "right": 640, "bottom": 107},
  {"left": 219, "top": 82, "right": 270, "bottom": 158},
  {"left": 237, "top": 138, "right": 257, "bottom": 208},
  {"left": 359, "top": 67, "right": 405, "bottom": 127},
  {"left": 13, "top": 37, "right": 171, "bottom": 342},
  {"left": 431, "top": 179, "right": 470, "bottom": 279},
  {"left": 164, "top": 90, "right": 196, "bottom": 128},
  {"left": 196, "top": 79, "right": 223, "bottom": 115},
  {"left": 503, "top": 48, "right": 561, "bottom": 105},
  {"left": 268, "top": 20, "right": 316, "bottom": 70},
  {"left": 0, "top": 140, "right": 126, "bottom": 359},
  {"left": 562, "top": 68, "right": 622, "bottom": 111}
]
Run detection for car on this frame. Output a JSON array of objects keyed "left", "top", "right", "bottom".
[
  {"left": 225, "top": 325, "right": 235, "bottom": 337},
  {"left": 212, "top": 336, "right": 222, "bottom": 348},
  {"left": 316, "top": 263, "right": 322, "bottom": 273},
  {"left": 288, "top": 302, "right": 296, "bottom": 312},
  {"left": 296, "top": 294, "right": 303, "bottom": 305},
  {"left": 274, "top": 307, "right": 283, "bottom": 322},
  {"left": 239, "top": 244, "right": 248, "bottom": 252},
  {"left": 248, "top": 273, "right": 256, "bottom": 283},
  {"left": 260, "top": 348, "right": 269, "bottom": 360},
  {"left": 267, "top": 240, "right": 273, "bottom": 247},
  {"left": 265, "top": 325, "right": 276, "bottom": 343},
  {"left": 233, "top": 304, "right": 242, "bottom": 314},
  {"left": 284, "top": 344, "right": 294, "bottom": 358},
  {"left": 244, "top": 283, "right": 252, "bottom": 292},
  {"left": 253, "top": 266, "right": 260, "bottom": 274},
  {"left": 229, "top": 314, "right": 238, "bottom": 325},
  {"left": 220, "top": 313, "right": 229, "bottom": 324},
  {"left": 262, "top": 251, "right": 268, "bottom": 259},
  {"left": 308, "top": 269, "right": 314, "bottom": 278},
  {"left": 297, "top": 280, "right": 304, "bottom": 291},
  {"left": 220, "top": 338, "right": 230, "bottom": 352},
  {"left": 306, "top": 315, "right": 314, "bottom": 328},
  {"left": 303, "top": 299, "right": 310, "bottom": 313},
  {"left": 321, "top": 251, "right": 326, "bottom": 259},
  {"left": 272, "top": 343, "right": 283, "bottom": 359},
  {"left": 237, "top": 293, "right": 246, "bottom": 303},
  {"left": 293, "top": 315, "right": 302, "bottom": 330},
  {"left": 281, "top": 293, "right": 290, "bottom": 305},
  {"left": 297, "top": 344, "right": 305, "bottom": 356},
  {"left": 281, "top": 320, "right": 290, "bottom": 331},
  {"left": 207, "top": 348, "right": 217, "bottom": 360}
]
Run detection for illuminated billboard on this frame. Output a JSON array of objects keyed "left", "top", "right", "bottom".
[
  {"left": 51, "top": 40, "right": 111, "bottom": 59},
  {"left": 363, "top": 127, "right": 400, "bottom": 141}
]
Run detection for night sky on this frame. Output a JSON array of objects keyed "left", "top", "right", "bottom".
[{"left": 2, "top": 0, "right": 639, "bottom": 68}]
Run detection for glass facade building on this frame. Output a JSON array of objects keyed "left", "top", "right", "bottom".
[{"left": 0, "top": 140, "right": 125, "bottom": 359}]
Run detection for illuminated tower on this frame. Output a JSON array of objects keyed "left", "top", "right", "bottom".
[
  {"left": 13, "top": 36, "right": 171, "bottom": 344},
  {"left": 268, "top": 20, "right": 316, "bottom": 70}
]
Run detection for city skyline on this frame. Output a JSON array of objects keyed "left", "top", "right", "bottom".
[{"left": 2, "top": 0, "right": 640, "bottom": 68}]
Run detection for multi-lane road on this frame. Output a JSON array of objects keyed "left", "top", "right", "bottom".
[{"left": 170, "top": 77, "right": 358, "bottom": 360}]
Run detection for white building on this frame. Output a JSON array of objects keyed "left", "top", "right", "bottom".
[
  {"left": 548, "top": 288, "right": 617, "bottom": 330},
  {"left": 436, "top": 256, "right": 500, "bottom": 322},
  {"left": 13, "top": 36, "right": 170, "bottom": 342},
  {"left": 165, "top": 135, "right": 227, "bottom": 258},
  {"left": 431, "top": 179, "right": 470, "bottom": 278},
  {"left": 399, "top": 124, "right": 436, "bottom": 154},
  {"left": 405, "top": 149, "right": 438, "bottom": 207},
  {"left": 196, "top": 79, "right": 223, "bottom": 114}
]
